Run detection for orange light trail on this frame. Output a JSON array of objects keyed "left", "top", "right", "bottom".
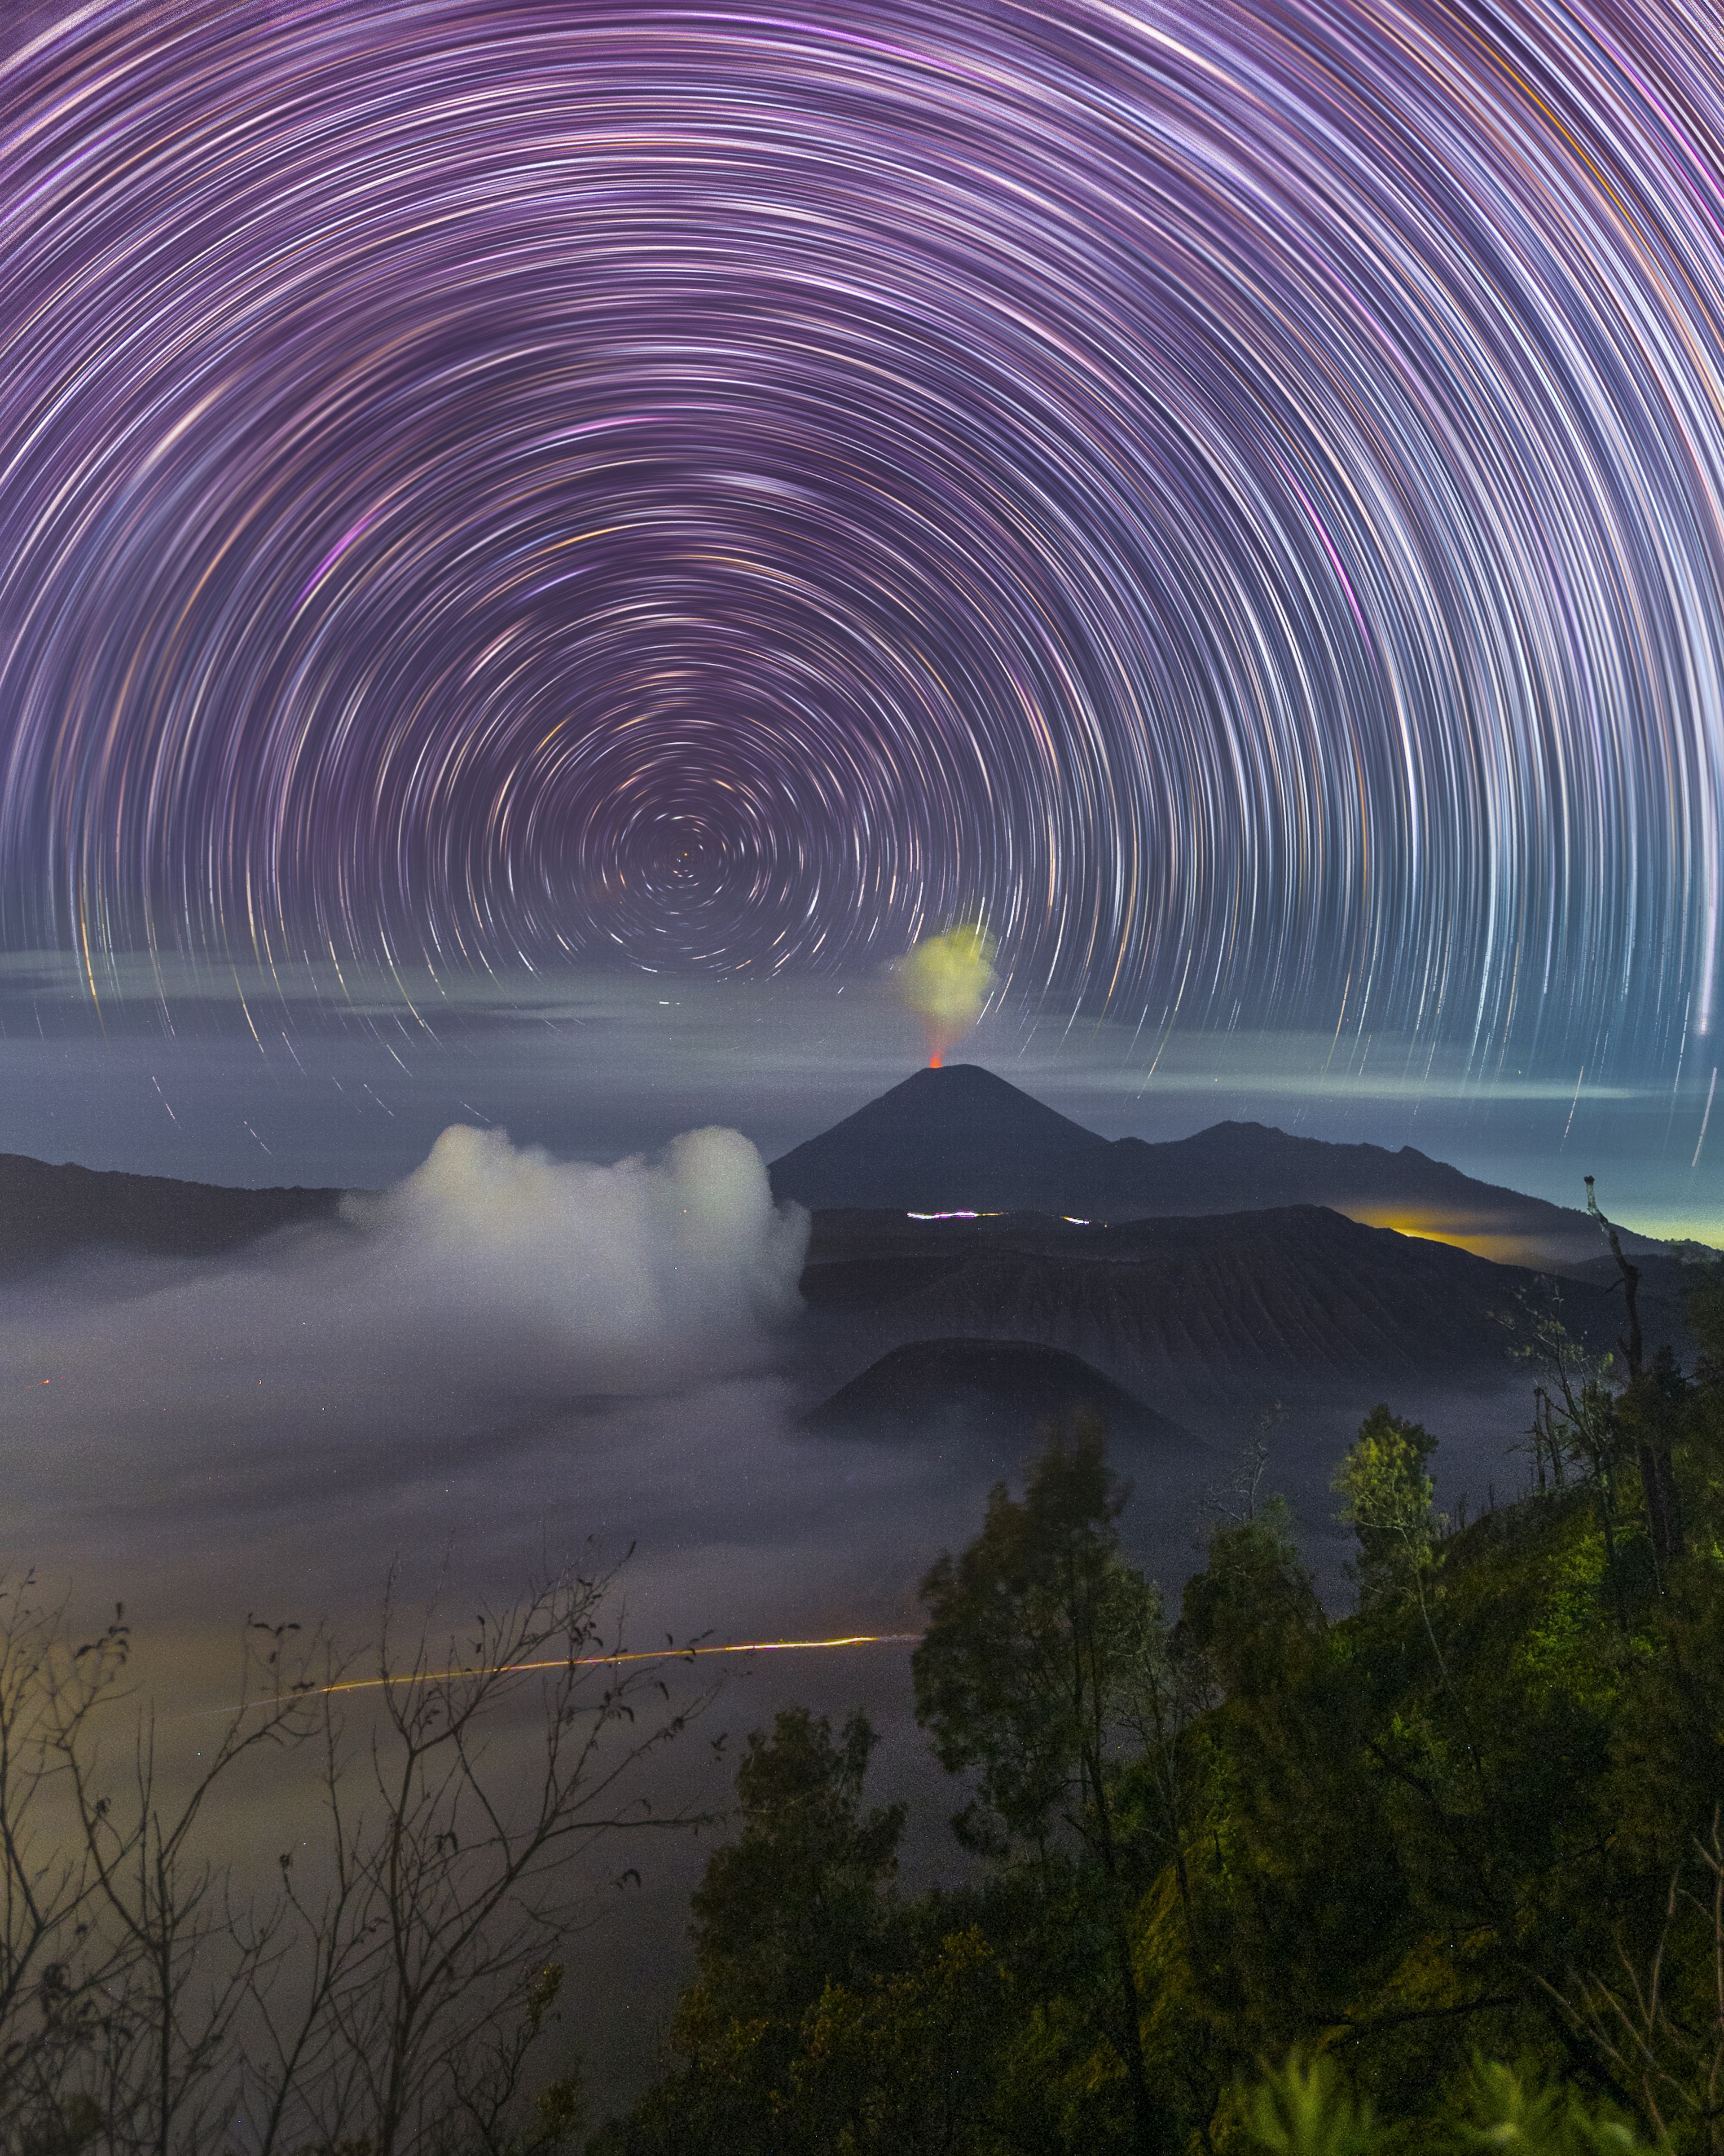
[{"left": 202, "top": 1633, "right": 924, "bottom": 1717}]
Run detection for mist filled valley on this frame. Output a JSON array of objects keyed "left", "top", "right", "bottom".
[
  {"left": 4, "top": 1063, "right": 1707, "bottom": 2140},
  {"left": 8, "top": 1063, "right": 1657, "bottom": 1661}
]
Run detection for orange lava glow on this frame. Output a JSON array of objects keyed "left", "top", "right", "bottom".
[
  {"left": 928, "top": 1054, "right": 942, "bottom": 1068},
  {"left": 1341, "top": 1207, "right": 1555, "bottom": 1267}
]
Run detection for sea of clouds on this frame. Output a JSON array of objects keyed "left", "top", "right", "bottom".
[
  {"left": 11, "top": 1120, "right": 808, "bottom": 1431},
  {"left": 0, "top": 1121, "right": 996, "bottom": 1653},
  {"left": 0, "top": 1115, "right": 1531, "bottom": 2106},
  {"left": 1, "top": 1123, "right": 951, "bottom": 2108}
]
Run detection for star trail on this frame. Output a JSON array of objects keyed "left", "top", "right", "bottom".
[{"left": 3, "top": 0, "right": 1723, "bottom": 1088}]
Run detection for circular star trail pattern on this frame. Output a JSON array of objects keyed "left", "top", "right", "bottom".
[{"left": 3, "top": 0, "right": 1724, "bottom": 1076}]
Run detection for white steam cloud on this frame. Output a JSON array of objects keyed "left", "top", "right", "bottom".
[
  {"left": 2, "top": 1125, "right": 811, "bottom": 1475},
  {"left": 338, "top": 1122, "right": 809, "bottom": 1386}
]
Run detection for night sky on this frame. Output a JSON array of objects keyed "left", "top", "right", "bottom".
[{"left": 4, "top": 0, "right": 1724, "bottom": 1225}]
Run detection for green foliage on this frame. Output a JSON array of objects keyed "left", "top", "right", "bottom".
[
  {"left": 1239, "top": 2055, "right": 1379, "bottom": 2156},
  {"left": 1179, "top": 1497, "right": 1323, "bottom": 1701},
  {"left": 913, "top": 1413, "right": 1161, "bottom": 1858},
  {"left": 618, "top": 1295, "right": 1724, "bottom": 2156},
  {"left": 1456, "top": 2058, "right": 1647, "bottom": 2153},
  {"left": 913, "top": 1414, "right": 1177, "bottom": 2153},
  {"left": 1231, "top": 2054, "right": 1651, "bottom": 2156},
  {"left": 783, "top": 1927, "right": 1013, "bottom": 2153},
  {"left": 528, "top": 2076, "right": 585, "bottom": 2154},
  {"left": 1333, "top": 1405, "right": 1442, "bottom": 1602},
  {"left": 687, "top": 1707, "right": 905, "bottom": 2027},
  {"left": 616, "top": 1709, "right": 907, "bottom": 2154}
]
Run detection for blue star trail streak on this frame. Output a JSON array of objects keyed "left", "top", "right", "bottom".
[{"left": 2, "top": 0, "right": 1722, "bottom": 1087}]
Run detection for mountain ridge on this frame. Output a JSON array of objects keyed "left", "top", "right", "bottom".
[
  {"left": 0, "top": 1063, "right": 1679, "bottom": 1275},
  {"left": 0, "top": 1151, "right": 345, "bottom": 1270},
  {"left": 792, "top": 1201, "right": 1688, "bottom": 1433},
  {"left": 770, "top": 1063, "right": 1663, "bottom": 1267}
]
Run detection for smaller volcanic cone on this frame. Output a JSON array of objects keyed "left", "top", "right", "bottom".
[{"left": 900, "top": 922, "right": 998, "bottom": 1066}]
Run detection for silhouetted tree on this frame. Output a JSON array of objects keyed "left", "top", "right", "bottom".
[
  {"left": 1588, "top": 1175, "right": 1684, "bottom": 1569},
  {"left": 0, "top": 1563, "right": 704, "bottom": 2156},
  {"left": 913, "top": 1415, "right": 1174, "bottom": 2156},
  {"left": 621, "top": 1707, "right": 906, "bottom": 2153}
]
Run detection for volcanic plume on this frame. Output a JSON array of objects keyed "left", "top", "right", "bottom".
[{"left": 899, "top": 924, "right": 997, "bottom": 1066}]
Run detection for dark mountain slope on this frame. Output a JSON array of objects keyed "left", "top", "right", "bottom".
[
  {"left": 770, "top": 1063, "right": 1110, "bottom": 1214},
  {"left": 0, "top": 1152, "right": 344, "bottom": 1271},
  {"left": 1102, "top": 1122, "right": 1618, "bottom": 1263},
  {"left": 804, "top": 1338, "right": 1187, "bottom": 1450},
  {"left": 770, "top": 1064, "right": 1662, "bottom": 1268},
  {"left": 796, "top": 1205, "right": 1670, "bottom": 1426}
]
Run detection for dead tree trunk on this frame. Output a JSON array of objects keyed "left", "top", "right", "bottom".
[{"left": 1586, "top": 1177, "right": 1683, "bottom": 1569}]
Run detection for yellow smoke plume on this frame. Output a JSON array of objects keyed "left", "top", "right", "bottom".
[{"left": 900, "top": 922, "right": 998, "bottom": 1066}]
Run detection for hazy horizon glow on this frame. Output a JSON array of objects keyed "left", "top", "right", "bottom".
[{"left": 0, "top": 948, "right": 1716, "bottom": 1243}]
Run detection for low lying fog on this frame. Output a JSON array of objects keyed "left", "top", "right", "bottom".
[
  {"left": 4, "top": 1111, "right": 1542, "bottom": 1645},
  {"left": 4, "top": 1124, "right": 1003, "bottom": 2099},
  {"left": 3, "top": 1120, "right": 1538, "bottom": 2105},
  {"left": 7, "top": 1124, "right": 944, "bottom": 1637}
]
